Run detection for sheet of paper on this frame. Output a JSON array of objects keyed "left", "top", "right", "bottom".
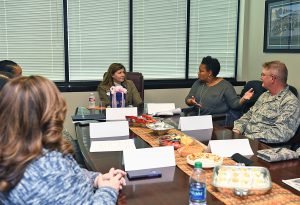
[
  {"left": 207, "top": 139, "right": 254, "bottom": 157},
  {"left": 90, "top": 121, "right": 129, "bottom": 139},
  {"left": 123, "top": 146, "right": 176, "bottom": 171},
  {"left": 147, "top": 103, "right": 175, "bottom": 115},
  {"left": 106, "top": 107, "right": 137, "bottom": 121},
  {"left": 178, "top": 115, "right": 212, "bottom": 130},
  {"left": 90, "top": 139, "right": 136, "bottom": 152},
  {"left": 155, "top": 108, "right": 182, "bottom": 116},
  {"left": 282, "top": 178, "right": 300, "bottom": 191}
]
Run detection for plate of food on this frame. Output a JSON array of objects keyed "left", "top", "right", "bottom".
[
  {"left": 158, "top": 134, "right": 195, "bottom": 149},
  {"left": 187, "top": 153, "right": 223, "bottom": 168}
]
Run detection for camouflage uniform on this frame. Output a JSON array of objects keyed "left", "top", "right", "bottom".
[{"left": 233, "top": 86, "right": 300, "bottom": 143}]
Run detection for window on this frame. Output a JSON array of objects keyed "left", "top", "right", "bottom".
[
  {"left": 0, "top": 0, "right": 65, "bottom": 81},
  {"left": 0, "top": 0, "right": 239, "bottom": 89},
  {"left": 67, "top": 0, "right": 129, "bottom": 81},
  {"left": 132, "top": 0, "right": 186, "bottom": 79},
  {"left": 189, "top": 0, "right": 238, "bottom": 78}
]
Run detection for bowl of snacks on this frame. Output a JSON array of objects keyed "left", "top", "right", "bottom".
[
  {"left": 158, "top": 134, "right": 194, "bottom": 149},
  {"left": 146, "top": 121, "right": 174, "bottom": 135}
]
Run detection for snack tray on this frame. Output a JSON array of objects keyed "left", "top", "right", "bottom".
[{"left": 211, "top": 165, "right": 272, "bottom": 196}]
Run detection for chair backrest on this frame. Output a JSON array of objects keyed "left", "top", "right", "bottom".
[
  {"left": 240, "top": 80, "right": 298, "bottom": 113},
  {"left": 126, "top": 72, "right": 144, "bottom": 101},
  {"left": 102, "top": 71, "right": 144, "bottom": 101},
  {"left": 240, "top": 80, "right": 267, "bottom": 113}
]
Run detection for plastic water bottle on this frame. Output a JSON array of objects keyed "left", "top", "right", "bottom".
[
  {"left": 88, "top": 92, "right": 96, "bottom": 108},
  {"left": 189, "top": 162, "right": 206, "bottom": 205}
]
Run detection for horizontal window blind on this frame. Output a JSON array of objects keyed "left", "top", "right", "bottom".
[
  {"left": 133, "top": 0, "right": 186, "bottom": 79},
  {"left": 67, "top": 0, "right": 129, "bottom": 81},
  {"left": 0, "top": 0, "right": 65, "bottom": 81},
  {"left": 189, "top": 0, "right": 238, "bottom": 78}
]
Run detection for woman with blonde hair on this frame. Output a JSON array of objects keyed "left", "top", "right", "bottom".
[{"left": 0, "top": 76, "right": 126, "bottom": 204}]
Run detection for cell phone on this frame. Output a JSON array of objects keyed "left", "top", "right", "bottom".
[
  {"left": 127, "top": 170, "right": 162, "bottom": 180},
  {"left": 231, "top": 153, "right": 253, "bottom": 166}
]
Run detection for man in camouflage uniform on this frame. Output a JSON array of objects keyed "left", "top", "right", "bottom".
[{"left": 233, "top": 61, "right": 300, "bottom": 143}]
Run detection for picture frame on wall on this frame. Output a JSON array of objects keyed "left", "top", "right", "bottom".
[{"left": 264, "top": 0, "right": 300, "bottom": 52}]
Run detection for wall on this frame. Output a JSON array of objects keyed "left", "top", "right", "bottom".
[{"left": 242, "top": 0, "right": 300, "bottom": 91}]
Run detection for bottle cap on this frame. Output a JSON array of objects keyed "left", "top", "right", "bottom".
[{"left": 194, "top": 161, "right": 202, "bottom": 168}]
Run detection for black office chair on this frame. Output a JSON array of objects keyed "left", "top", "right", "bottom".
[
  {"left": 240, "top": 80, "right": 298, "bottom": 113},
  {"left": 261, "top": 125, "right": 300, "bottom": 151},
  {"left": 126, "top": 72, "right": 144, "bottom": 101}
]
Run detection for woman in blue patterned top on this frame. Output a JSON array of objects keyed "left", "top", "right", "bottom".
[{"left": 0, "top": 76, "right": 126, "bottom": 204}]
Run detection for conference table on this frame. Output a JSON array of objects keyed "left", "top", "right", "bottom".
[{"left": 74, "top": 108, "right": 300, "bottom": 205}]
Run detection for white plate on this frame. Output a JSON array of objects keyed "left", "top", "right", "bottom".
[{"left": 187, "top": 153, "right": 223, "bottom": 168}]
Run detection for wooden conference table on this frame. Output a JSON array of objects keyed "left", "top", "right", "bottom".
[{"left": 74, "top": 109, "right": 300, "bottom": 205}]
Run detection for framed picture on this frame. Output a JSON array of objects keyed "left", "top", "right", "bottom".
[{"left": 264, "top": 0, "right": 300, "bottom": 52}]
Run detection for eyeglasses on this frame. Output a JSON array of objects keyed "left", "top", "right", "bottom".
[{"left": 261, "top": 73, "right": 278, "bottom": 79}]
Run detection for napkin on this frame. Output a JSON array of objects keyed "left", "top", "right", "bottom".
[{"left": 257, "top": 147, "right": 299, "bottom": 162}]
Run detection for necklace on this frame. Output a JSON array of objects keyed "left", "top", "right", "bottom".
[{"left": 199, "top": 84, "right": 209, "bottom": 105}]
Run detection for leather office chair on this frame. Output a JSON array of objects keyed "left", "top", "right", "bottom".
[
  {"left": 102, "top": 72, "right": 144, "bottom": 101},
  {"left": 261, "top": 125, "right": 300, "bottom": 151},
  {"left": 126, "top": 72, "right": 144, "bottom": 101},
  {"left": 240, "top": 80, "right": 298, "bottom": 113}
]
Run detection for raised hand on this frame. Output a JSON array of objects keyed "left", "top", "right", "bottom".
[{"left": 242, "top": 88, "right": 254, "bottom": 100}]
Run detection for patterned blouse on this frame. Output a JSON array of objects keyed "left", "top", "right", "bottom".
[{"left": 0, "top": 149, "right": 118, "bottom": 205}]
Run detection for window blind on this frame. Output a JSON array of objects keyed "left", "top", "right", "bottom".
[
  {"left": 67, "top": 0, "right": 129, "bottom": 81},
  {"left": 132, "top": 0, "right": 186, "bottom": 79},
  {"left": 0, "top": 0, "right": 65, "bottom": 81},
  {"left": 189, "top": 0, "right": 238, "bottom": 78}
]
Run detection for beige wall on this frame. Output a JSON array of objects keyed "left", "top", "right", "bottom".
[
  {"left": 240, "top": 0, "right": 300, "bottom": 91},
  {"left": 64, "top": 0, "right": 299, "bottom": 138}
]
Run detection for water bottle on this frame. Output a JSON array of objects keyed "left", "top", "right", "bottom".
[
  {"left": 88, "top": 92, "right": 96, "bottom": 108},
  {"left": 189, "top": 162, "right": 206, "bottom": 205}
]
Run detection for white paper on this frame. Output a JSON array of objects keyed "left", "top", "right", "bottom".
[
  {"left": 90, "top": 121, "right": 129, "bottom": 139},
  {"left": 207, "top": 139, "right": 254, "bottom": 157},
  {"left": 178, "top": 115, "right": 212, "bottom": 130},
  {"left": 106, "top": 107, "right": 137, "bottom": 121},
  {"left": 282, "top": 178, "right": 300, "bottom": 191},
  {"left": 123, "top": 146, "right": 176, "bottom": 171},
  {"left": 90, "top": 139, "right": 136, "bottom": 152},
  {"left": 147, "top": 103, "right": 175, "bottom": 115}
]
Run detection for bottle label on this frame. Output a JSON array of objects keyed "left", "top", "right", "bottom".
[
  {"left": 189, "top": 182, "right": 206, "bottom": 202},
  {"left": 89, "top": 97, "right": 95, "bottom": 102}
]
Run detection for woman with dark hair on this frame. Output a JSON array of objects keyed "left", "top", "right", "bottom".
[
  {"left": 185, "top": 56, "right": 253, "bottom": 117},
  {"left": 0, "top": 60, "right": 22, "bottom": 77},
  {"left": 0, "top": 76, "right": 126, "bottom": 204},
  {"left": 97, "top": 63, "right": 143, "bottom": 107}
]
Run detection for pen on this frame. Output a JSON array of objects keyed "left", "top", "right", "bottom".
[{"left": 275, "top": 148, "right": 282, "bottom": 153}]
